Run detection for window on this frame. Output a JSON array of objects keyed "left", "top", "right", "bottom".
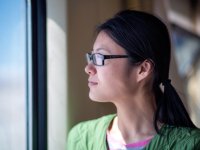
[
  {"left": 0, "top": 0, "right": 29, "bottom": 149},
  {"left": 0, "top": 0, "right": 47, "bottom": 149}
]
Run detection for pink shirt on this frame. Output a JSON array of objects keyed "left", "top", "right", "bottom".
[{"left": 107, "top": 130, "right": 153, "bottom": 150}]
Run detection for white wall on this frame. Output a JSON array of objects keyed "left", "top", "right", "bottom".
[{"left": 47, "top": 0, "right": 67, "bottom": 149}]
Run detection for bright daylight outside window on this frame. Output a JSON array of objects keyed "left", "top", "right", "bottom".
[{"left": 0, "top": 0, "right": 31, "bottom": 150}]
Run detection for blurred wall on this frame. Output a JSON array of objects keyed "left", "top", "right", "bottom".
[{"left": 167, "top": 0, "right": 200, "bottom": 127}]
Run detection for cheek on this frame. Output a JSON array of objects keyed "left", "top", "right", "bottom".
[
  {"left": 109, "top": 64, "right": 138, "bottom": 93},
  {"left": 98, "top": 67, "right": 132, "bottom": 98},
  {"left": 90, "top": 62, "right": 137, "bottom": 101}
]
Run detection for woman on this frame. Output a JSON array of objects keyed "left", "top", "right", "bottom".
[{"left": 67, "top": 10, "right": 200, "bottom": 150}]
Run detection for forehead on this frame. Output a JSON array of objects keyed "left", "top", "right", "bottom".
[{"left": 93, "top": 31, "right": 126, "bottom": 54}]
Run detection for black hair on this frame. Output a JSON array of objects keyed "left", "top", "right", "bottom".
[{"left": 97, "top": 10, "right": 196, "bottom": 132}]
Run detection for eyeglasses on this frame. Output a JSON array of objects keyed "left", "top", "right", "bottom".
[{"left": 86, "top": 52, "right": 129, "bottom": 66}]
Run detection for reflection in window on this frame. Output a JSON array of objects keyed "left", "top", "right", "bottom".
[{"left": 0, "top": 0, "right": 29, "bottom": 149}]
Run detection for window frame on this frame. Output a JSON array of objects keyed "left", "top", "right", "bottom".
[{"left": 31, "top": 0, "right": 47, "bottom": 149}]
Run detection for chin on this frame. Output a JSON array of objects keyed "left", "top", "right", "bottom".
[{"left": 89, "top": 93, "right": 109, "bottom": 102}]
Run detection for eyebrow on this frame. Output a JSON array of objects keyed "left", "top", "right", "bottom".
[{"left": 92, "top": 48, "right": 111, "bottom": 53}]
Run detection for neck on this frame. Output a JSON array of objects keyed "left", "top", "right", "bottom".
[{"left": 110, "top": 92, "right": 157, "bottom": 144}]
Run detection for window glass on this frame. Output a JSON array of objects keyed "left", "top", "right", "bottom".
[{"left": 0, "top": 0, "right": 28, "bottom": 149}]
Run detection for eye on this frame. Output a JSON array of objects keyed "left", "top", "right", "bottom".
[{"left": 93, "top": 53, "right": 104, "bottom": 65}]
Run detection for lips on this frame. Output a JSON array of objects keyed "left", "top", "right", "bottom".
[{"left": 88, "top": 80, "right": 98, "bottom": 87}]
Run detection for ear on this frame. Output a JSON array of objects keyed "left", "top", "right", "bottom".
[{"left": 136, "top": 59, "right": 154, "bottom": 82}]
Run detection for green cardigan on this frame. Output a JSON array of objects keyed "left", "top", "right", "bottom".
[{"left": 67, "top": 114, "right": 200, "bottom": 150}]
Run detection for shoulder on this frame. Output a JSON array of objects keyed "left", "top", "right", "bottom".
[
  {"left": 148, "top": 125, "right": 200, "bottom": 149},
  {"left": 163, "top": 125, "right": 200, "bottom": 140},
  {"left": 67, "top": 114, "right": 115, "bottom": 150},
  {"left": 166, "top": 126, "right": 200, "bottom": 149},
  {"left": 69, "top": 114, "right": 115, "bottom": 136}
]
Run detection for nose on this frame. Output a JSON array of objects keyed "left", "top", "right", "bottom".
[{"left": 85, "top": 63, "right": 96, "bottom": 75}]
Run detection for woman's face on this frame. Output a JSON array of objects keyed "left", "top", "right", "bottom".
[{"left": 85, "top": 31, "right": 138, "bottom": 102}]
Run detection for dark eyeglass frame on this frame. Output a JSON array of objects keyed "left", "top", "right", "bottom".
[{"left": 86, "top": 52, "right": 129, "bottom": 66}]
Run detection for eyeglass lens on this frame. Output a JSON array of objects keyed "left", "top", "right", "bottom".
[
  {"left": 86, "top": 53, "right": 104, "bottom": 66},
  {"left": 94, "top": 53, "right": 103, "bottom": 65}
]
